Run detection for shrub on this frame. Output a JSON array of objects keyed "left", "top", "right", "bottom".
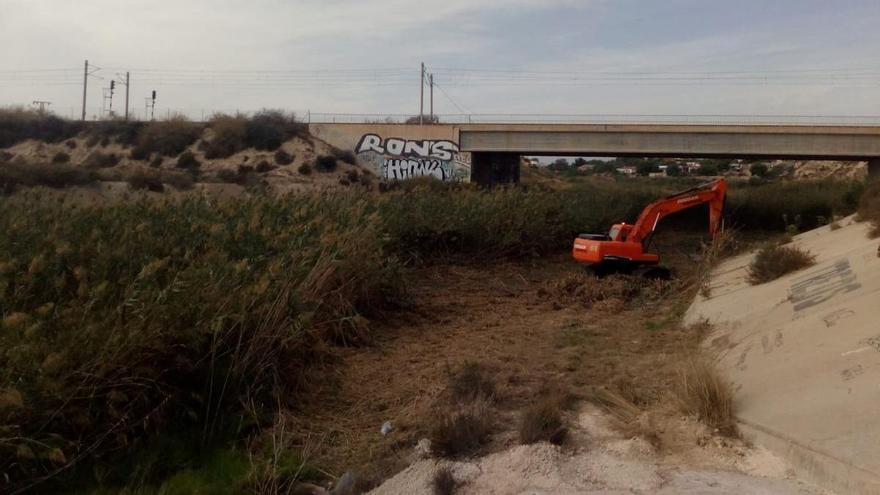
[
  {"left": 450, "top": 362, "right": 495, "bottom": 403},
  {"left": 127, "top": 169, "right": 165, "bottom": 192},
  {"left": 83, "top": 151, "right": 120, "bottom": 169},
  {"left": 0, "top": 161, "right": 96, "bottom": 193},
  {"left": 316, "top": 155, "right": 337, "bottom": 172},
  {"left": 674, "top": 359, "right": 739, "bottom": 437},
  {"left": 87, "top": 120, "right": 143, "bottom": 148},
  {"left": 432, "top": 467, "right": 458, "bottom": 495},
  {"left": 176, "top": 151, "right": 200, "bottom": 170},
  {"left": 298, "top": 163, "right": 312, "bottom": 175},
  {"left": 245, "top": 110, "right": 305, "bottom": 151},
  {"left": 51, "top": 151, "right": 70, "bottom": 164},
  {"left": 216, "top": 168, "right": 239, "bottom": 183},
  {"left": 162, "top": 170, "right": 196, "bottom": 190},
  {"left": 519, "top": 397, "right": 567, "bottom": 445},
  {"left": 149, "top": 155, "right": 164, "bottom": 168},
  {"left": 133, "top": 117, "right": 202, "bottom": 157},
  {"left": 204, "top": 114, "right": 247, "bottom": 159},
  {"left": 256, "top": 160, "right": 275, "bottom": 173},
  {"left": 346, "top": 169, "right": 360, "bottom": 184},
  {"left": 858, "top": 181, "right": 880, "bottom": 237},
  {"left": 274, "top": 149, "right": 294, "bottom": 166},
  {"left": 0, "top": 107, "right": 83, "bottom": 148},
  {"left": 747, "top": 244, "right": 816, "bottom": 284},
  {"left": 65, "top": 140, "right": 77, "bottom": 149},
  {"left": 0, "top": 151, "right": 12, "bottom": 163},
  {"left": 331, "top": 148, "right": 357, "bottom": 165},
  {"left": 430, "top": 400, "right": 493, "bottom": 458}
]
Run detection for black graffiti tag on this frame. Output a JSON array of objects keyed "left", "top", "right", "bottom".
[
  {"left": 789, "top": 258, "right": 861, "bottom": 312},
  {"left": 383, "top": 159, "right": 450, "bottom": 181}
]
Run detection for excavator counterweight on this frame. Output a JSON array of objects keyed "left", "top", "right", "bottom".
[{"left": 572, "top": 179, "right": 727, "bottom": 276}]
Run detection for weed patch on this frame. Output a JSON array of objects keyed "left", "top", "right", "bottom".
[
  {"left": 316, "top": 155, "right": 338, "bottom": 172},
  {"left": 747, "top": 244, "right": 816, "bottom": 284},
  {"left": 858, "top": 181, "right": 880, "bottom": 237},
  {"left": 133, "top": 117, "right": 202, "bottom": 157}
]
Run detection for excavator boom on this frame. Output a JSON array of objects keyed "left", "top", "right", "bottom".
[{"left": 572, "top": 179, "right": 727, "bottom": 274}]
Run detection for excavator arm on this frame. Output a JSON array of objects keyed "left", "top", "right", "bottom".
[{"left": 625, "top": 179, "right": 727, "bottom": 244}]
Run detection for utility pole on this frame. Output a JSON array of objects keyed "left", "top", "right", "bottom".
[
  {"left": 419, "top": 62, "right": 425, "bottom": 125},
  {"left": 429, "top": 73, "right": 434, "bottom": 123},
  {"left": 124, "top": 72, "right": 130, "bottom": 121},
  {"left": 81, "top": 60, "right": 88, "bottom": 121},
  {"left": 81, "top": 59, "right": 101, "bottom": 121}
]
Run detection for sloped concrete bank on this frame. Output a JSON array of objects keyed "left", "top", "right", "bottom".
[{"left": 686, "top": 217, "right": 880, "bottom": 494}]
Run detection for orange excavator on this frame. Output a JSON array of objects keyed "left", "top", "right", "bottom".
[{"left": 572, "top": 178, "right": 727, "bottom": 278}]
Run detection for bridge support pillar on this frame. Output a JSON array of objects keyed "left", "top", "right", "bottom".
[
  {"left": 471, "top": 152, "right": 521, "bottom": 187},
  {"left": 869, "top": 159, "right": 880, "bottom": 181}
]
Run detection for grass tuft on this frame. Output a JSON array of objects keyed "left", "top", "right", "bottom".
[
  {"left": 519, "top": 396, "right": 567, "bottom": 445},
  {"left": 429, "top": 399, "right": 493, "bottom": 459},
  {"left": 432, "top": 466, "right": 458, "bottom": 495},
  {"left": 674, "top": 358, "right": 739, "bottom": 438}
]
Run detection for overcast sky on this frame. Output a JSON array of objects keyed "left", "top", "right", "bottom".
[{"left": 2, "top": 0, "right": 879, "bottom": 121}]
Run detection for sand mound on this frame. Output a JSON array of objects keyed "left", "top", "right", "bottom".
[{"left": 368, "top": 406, "right": 830, "bottom": 495}]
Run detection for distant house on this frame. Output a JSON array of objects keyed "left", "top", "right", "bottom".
[
  {"left": 617, "top": 166, "right": 637, "bottom": 176},
  {"left": 685, "top": 162, "right": 702, "bottom": 174}
]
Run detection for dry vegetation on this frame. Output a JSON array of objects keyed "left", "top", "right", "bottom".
[
  {"left": 858, "top": 180, "right": 880, "bottom": 237},
  {"left": 747, "top": 244, "right": 817, "bottom": 284},
  {"left": 674, "top": 358, "right": 739, "bottom": 438}
]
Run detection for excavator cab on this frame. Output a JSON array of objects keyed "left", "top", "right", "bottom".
[{"left": 573, "top": 179, "right": 727, "bottom": 278}]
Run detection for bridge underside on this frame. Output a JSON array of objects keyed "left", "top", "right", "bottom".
[{"left": 460, "top": 128, "right": 880, "bottom": 186}]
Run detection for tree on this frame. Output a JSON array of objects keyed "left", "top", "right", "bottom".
[
  {"left": 750, "top": 163, "right": 769, "bottom": 177},
  {"left": 697, "top": 163, "right": 719, "bottom": 176},
  {"left": 636, "top": 159, "right": 661, "bottom": 176},
  {"left": 548, "top": 158, "right": 571, "bottom": 171},
  {"left": 573, "top": 157, "right": 588, "bottom": 167},
  {"left": 666, "top": 163, "right": 682, "bottom": 177}
]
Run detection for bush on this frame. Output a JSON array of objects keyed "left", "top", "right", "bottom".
[
  {"left": 87, "top": 120, "right": 144, "bottom": 148},
  {"left": 176, "top": 151, "right": 200, "bottom": 170},
  {"left": 316, "top": 155, "right": 337, "bottom": 172},
  {"left": 430, "top": 400, "right": 493, "bottom": 458},
  {"left": 65, "top": 140, "right": 77, "bottom": 149},
  {"left": 255, "top": 160, "right": 275, "bottom": 173},
  {"left": 162, "top": 170, "right": 195, "bottom": 190},
  {"left": 0, "top": 107, "right": 84, "bottom": 148},
  {"left": 858, "top": 181, "right": 880, "bottom": 237},
  {"left": 298, "top": 163, "right": 312, "bottom": 175},
  {"left": 432, "top": 467, "right": 458, "bottom": 495},
  {"left": 51, "top": 151, "right": 70, "bottom": 164},
  {"left": 747, "top": 244, "right": 816, "bottom": 284},
  {"left": 83, "top": 151, "right": 120, "bottom": 169},
  {"left": 346, "top": 169, "right": 360, "bottom": 184},
  {"left": 519, "top": 397, "right": 567, "bottom": 445},
  {"left": 245, "top": 110, "right": 305, "bottom": 151},
  {"left": 149, "top": 155, "right": 164, "bottom": 168},
  {"left": 0, "top": 161, "right": 96, "bottom": 193},
  {"left": 274, "top": 149, "right": 294, "bottom": 166},
  {"left": 450, "top": 363, "right": 495, "bottom": 403},
  {"left": 203, "top": 114, "right": 248, "bottom": 159},
  {"left": 331, "top": 148, "right": 357, "bottom": 165},
  {"left": 674, "top": 359, "right": 738, "bottom": 437},
  {"left": 127, "top": 169, "right": 165, "bottom": 192},
  {"left": 133, "top": 117, "right": 202, "bottom": 157}
]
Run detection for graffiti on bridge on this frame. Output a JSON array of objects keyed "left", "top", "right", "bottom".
[{"left": 355, "top": 134, "right": 470, "bottom": 182}]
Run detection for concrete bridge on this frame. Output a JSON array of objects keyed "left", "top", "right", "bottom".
[{"left": 309, "top": 123, "right": 880, "bottom": 185}]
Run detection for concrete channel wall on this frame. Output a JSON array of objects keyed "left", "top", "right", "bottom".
[{"left": 686, "top": 219, "right": 880, "bottom": 494}]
